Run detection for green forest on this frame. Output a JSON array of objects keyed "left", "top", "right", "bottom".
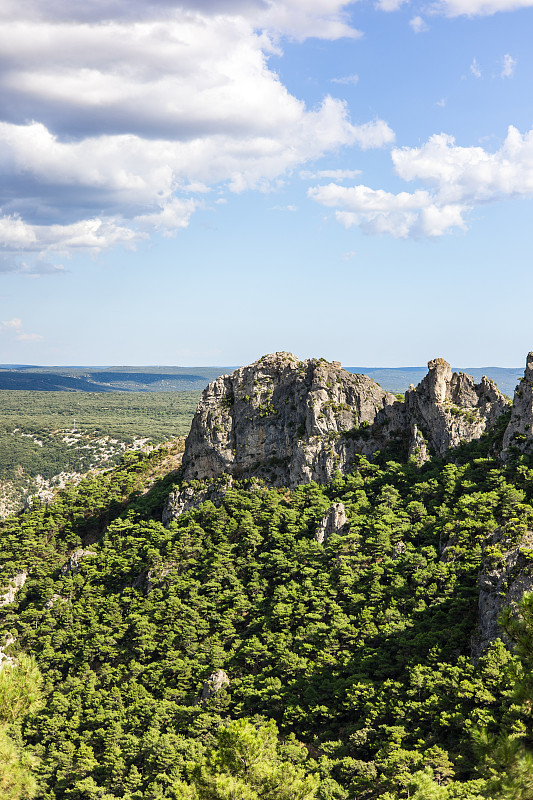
[
  {"left": 0, "top": 392, "right": 199, "bottom": 508},
  {"left": 3, "top": 424, "right": 533, "bottom": 799}
]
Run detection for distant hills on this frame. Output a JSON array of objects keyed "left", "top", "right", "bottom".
[
  {"left": 350, "top": 366, "right": 524, "bottom": 397},
  {"left": 0, "top": 365, "right": 235, "bottom": 392},
  {"left": 0, "top": 363, "right": 523, "bottom": 396}
]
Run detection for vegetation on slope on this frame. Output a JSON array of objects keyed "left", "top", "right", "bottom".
[
  {"left": 2, "top": 441, "right": 533, "bottom": 798},
  {"left": 0, "top": 391, "right": 199, "bottom": 515}
]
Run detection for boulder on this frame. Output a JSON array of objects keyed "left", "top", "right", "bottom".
[{"left": 195, "top": 669, "right": 230, "bottom": 705}]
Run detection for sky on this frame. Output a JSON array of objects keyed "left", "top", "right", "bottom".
[{"left": 0, "top": 0, "right": 532, "bottom": 368}]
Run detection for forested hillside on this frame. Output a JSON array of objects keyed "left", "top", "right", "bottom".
[
  {"left": 2, "top": 432, "right": 533, "bottom": 799},
  {"left": 0, "top": 392, "right": 199, "bottom": 517}
]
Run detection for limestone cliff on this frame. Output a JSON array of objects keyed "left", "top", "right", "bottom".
[
  {"left": 474, "top": 527, "right": 533, "bottom": 655},
  {"left": 405, "top": 357, "right": 509, "bottom": 462},
  {"left": 502, "top": 352, "right": 533, "bottom": 457},
  {"left": 182, "top": 352, "right": 398, "bottom": 488},
  {"left": 179, "top": 353, "right": 510, "bottom": 493}
]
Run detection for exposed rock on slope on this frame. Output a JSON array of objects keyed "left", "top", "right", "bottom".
[
  {"left": 316, "top": 503, "right": 349, "bottom": 544},
  {"left": 179, "top": 352, "right": 510, "bottom": 490},
  {"left": 502, "top": 352, "right": 533, "bottom": 457},
  {"left": 475, "top": 527, "right": 533, "bottom": 655},
  {"left": 182, "top": 352, "right": 398, "bottom": 487},
  {"left": 0, "top": 572, "right": 27, "bottom": 606},
  {"left": 405, "top": 357, "right": 509, "bottom": 462}
]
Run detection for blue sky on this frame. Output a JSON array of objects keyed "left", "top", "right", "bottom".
[{"left": 0, "top": 0, "right": 532, "bottom": 367}]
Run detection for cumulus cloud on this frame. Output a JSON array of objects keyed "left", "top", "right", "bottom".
[
  {"left": 0, "top": 2, "right": 394, "bottom": 268},
  {"left": 431, "top": 0, "right": 533, "bottom": 15},
  {"left": 0, "top": 0, "right": 361, "bottom": 40},
  {"left": 2, "top": 317, "right": 22, "bottom": 329},
  {"left": 501, "top": 53, "right": 517, "bottom": 77},
  {"left": 308, "top": 125, "right": 533, "bottom": 238},
  {"left": 309, "top": 183, "right": 467, "bottom": 237}
]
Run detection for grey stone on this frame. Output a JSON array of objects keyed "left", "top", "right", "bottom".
[
  {"left": 44, "top": 594, "right": 67, "bottom": 610},
  {"left": 60, "top": 549, "right": 97, "bottom": 576},
  {"left": 474, "top": 528, "right": 533, "bottom": 656},
  {"left": 182, "top": 352, "right": 398, "bottom": 489},
  {"left": 404, "top": 358, "right": 509, "bottom": 462},
  {"left": 316, "top": 502, "right": 349, "bottom": 544},
  {"left": 502, "top": 352, "right": 533, "bottom": 457},
  {"left": 0, "top": 634, "right": 16, "bottom": 671},
  {"left": 162, "top": 475, "right": 233, "bottom": 525},
  {"left": 194, "top": 669, "right": 230, "bottom": 705},
  {"left": 178, "top": 352, "right": 510, "bottom": 489},
  {"left": 0, "top": 572, "right": 27, "bottom": 606}
]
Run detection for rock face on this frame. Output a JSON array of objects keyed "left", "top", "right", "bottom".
[
  {"left": 475, "top": 527, "right": 533, "bottom": 655},
  {"left": 405, "top": 358, "right": 509, "bottom": 460},
  {"left": 502, "top": 352, "right": 533, "bottom": 456},
  {"left": 162, "top": 475, "right": 234, "bottom": 526},
  {"left": 0, "top": 572, "right": 27, "bottom": 606},
  {"left": 195, "top": 669, "right": 230, "bottom": 705},
  {"left": 182, "top": 353, "right": 398, "bottom": 488},
  {"left": 179, "top": 353, "right": 510, "bottom": 492},
  {"left": 0, "top": 634, "right": 16, "bottom": 671},
  {"left": 316, "top": 503, "right": 349, "bottom": 544},
  {"left": 60, "top": 549, "right": 97, "bottom": 576}
]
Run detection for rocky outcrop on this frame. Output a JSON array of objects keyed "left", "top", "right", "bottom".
[
  {"left": 182, "top": 352, "right": 400, "bottom": 488},
  {"left": 0, "top": 634, "right": 15, "bottom": 671},
  {"left": 162, "top": 475, "right": 234, "bottom": 525},
  {"left": 195, "top": 669, "right": 230, "bottom": 705},
  {"left": 474, "top": 527, "right": 533, "bottom": 655},
  {"left": 178, "top": 353, "right": 510, "bottom": 493},
  {"left": 404, "top": 358, "right": 508, "bottom": 460},
  {"left": 502, "top": 352, "right": 533, "bottom": 456},
  {"left": 316, "top": 503, "right": 349, "bottom": 544},
  {"left": 0, "top": 572, "right": 27, "bottom": 606},
  {"left": 60, "top": 549, "right": 97, "bottom": 576}
]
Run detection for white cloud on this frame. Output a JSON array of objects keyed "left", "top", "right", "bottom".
[
  {"left": 0, "top": 317, "right": 43, "bottom": 341},
  {"left": 0, "top": 212, "right": 142, "bottom": 254},
  {"left": 470, "top": 58, "right": 482, "bottom": 78},
  {"left": 300, "top": 168, "right": 362, "bottom": 179},
  {"left": 0, "top": 0, "right": 362, "bottom": 40},
  {"left": 16, "top": 332, "right": 44, "bottom": 342},
  {"left": 308, "top": 125, "right": 533, "bottom": 238},
  {"left": 309, "top": 183, "right": 467, "bottom": 237},
  {"left": 331, "top": 74, "right": 359, "bottom": 85},
  {"left": 436, "top": 98, "right": 446, "bottom": 107},
  {"left": 409, "top": 15, "right": 429, "bottom": 31},
  {"left": 501, "top": 53, "right": 517, "bottom": 77},
  {"left": 431, "top": 0, "right": 533, "bottom": 15},
  {"left": 0, "top": 3, "right": 392, "bottom": 267},
  {"left": 375, "top": 0, "right": 408, "bottom": 10}
]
